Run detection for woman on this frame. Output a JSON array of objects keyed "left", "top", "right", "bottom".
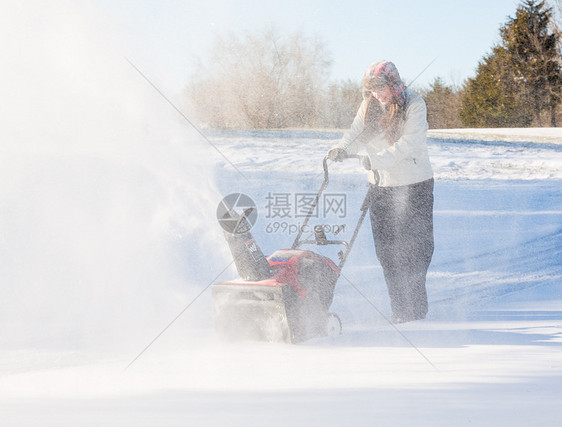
[{"left": 328, "top": 60, "right": 434, "bottom": 323}]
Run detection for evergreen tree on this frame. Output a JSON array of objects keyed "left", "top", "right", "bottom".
[
  {"left": 460, "top": 47, "right": 534, "bottom": 127},
  {"left": 501, "top": 0, "right": 561, "bottom": 126},
  {"left": 423, "top": 77, "right": 462, "bottom": 129},
  {"left": 460, "top": 0, "right": 561, "bottom": 127}
]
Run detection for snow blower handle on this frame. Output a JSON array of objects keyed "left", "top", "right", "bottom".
[
  {"left": 321, "top": 152, "right": 368, "bottom": 186},
  {"left": 291, "top": 154, "right": 368, "bottom": 251},
  {"left": 327, "top": 147, "right": 370, "bottom": 170},
  {"left": 341, "top": 153, "right": 371, "bottom": 171},
  {"left": 324, "top": 152, "right": 370, "bottom": 171}
]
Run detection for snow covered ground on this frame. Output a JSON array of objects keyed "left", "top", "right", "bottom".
[
  {"left": 1, "top": 2, "right": 562, "bottom": 425},
  {"left": 1, "top": 126, "right": 561, "bottom": 426},
  {"left": 428, "top": 127, "right": 562, "bottom": 144}
]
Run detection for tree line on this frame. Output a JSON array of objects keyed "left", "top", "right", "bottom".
[{"left": 186, "top": 0, "right": 561, "bottom": 129}]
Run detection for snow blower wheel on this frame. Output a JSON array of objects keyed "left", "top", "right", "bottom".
[{"left": 325, "top": 312, "right": 342, "bottom": 337}]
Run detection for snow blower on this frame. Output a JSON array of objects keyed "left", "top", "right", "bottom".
[{"left": 212, "top": 155, "right": 369, "bottom": 343}]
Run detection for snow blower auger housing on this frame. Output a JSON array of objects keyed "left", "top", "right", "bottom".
[{"left": 212, "top": 155, "right": 369, "bottom": 343}]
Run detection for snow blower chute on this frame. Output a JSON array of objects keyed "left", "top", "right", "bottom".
[{"left": 212, "top": 155, "right": 369, "bottom": 343}]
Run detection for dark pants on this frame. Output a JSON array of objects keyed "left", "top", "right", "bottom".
[{"left": 368, "top": 178, "right": 434, "bottom": 321}]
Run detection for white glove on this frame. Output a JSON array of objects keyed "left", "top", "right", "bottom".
[
  {"left": 327, "top": 147, "right": 347, "bottom": 162},
  {"left": 359, "top": 155, "right": 372, "bottom": 171}
]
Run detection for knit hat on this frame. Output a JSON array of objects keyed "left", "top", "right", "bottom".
[{"left": 363, "top": 61, "right": 408, "bottom": 106}]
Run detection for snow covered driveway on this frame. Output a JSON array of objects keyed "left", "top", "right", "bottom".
[{"left": 1, "top": 129, "right": 561, "bottom": 426}]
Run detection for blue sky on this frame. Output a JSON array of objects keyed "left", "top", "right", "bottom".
[{"left": 96, "top": 0, "right": 522, "bottom": 93}]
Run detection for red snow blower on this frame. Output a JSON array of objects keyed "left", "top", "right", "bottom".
[{"left": 212, "top": 155, "right": 369, "bottom": 343}]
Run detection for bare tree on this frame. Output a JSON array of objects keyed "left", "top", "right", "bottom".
[
  {"left": 320, "top": 79, "right": 363, "bottom": 129},
  {"left": 187, "top": 28, "right": 332, "bottom": 129}
]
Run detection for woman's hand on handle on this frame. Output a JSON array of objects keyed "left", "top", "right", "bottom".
[
  {"left": 327, "top": 148, "right": 372, "bottom": 171},
  {"left": 327, "top": 147, "right": 347, "bottom": 162}
]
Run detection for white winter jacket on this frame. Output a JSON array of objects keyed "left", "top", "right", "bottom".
[{"left": 337, "top": 89, "right": 433, "bottom": 187}]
